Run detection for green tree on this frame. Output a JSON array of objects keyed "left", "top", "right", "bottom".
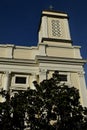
[
  {"left": 0, "top": 71, "right": 87, "bottom": 130},
  {"left": 0, "top": 91, "right": 13, "bottom": 130}
]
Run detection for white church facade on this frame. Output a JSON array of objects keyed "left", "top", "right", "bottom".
[{"left": 0, "top": 10, "right": 87, "bottom": 106}]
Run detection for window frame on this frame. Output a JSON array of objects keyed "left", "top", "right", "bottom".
[
  {"left": 11, "top": 74, "right": 29, "bottom": 88},
  {"left": 58, "top": 72, "right": 71, "bottom": 84},
  {"left": 47, "top": 71, "right": 71, "bottom": 84}
]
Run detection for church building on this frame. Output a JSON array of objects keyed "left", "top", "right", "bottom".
[{"left": 0, "top": 10, "right": 87, "bottom": 106}]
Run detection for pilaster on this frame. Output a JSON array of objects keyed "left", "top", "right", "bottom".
[
  {"left": 78, "top": 71, "right": 87, "bottom": 107},
  {"left": 6, "top": 44, "right": 14, "bottom": 58},
  {"left": 39, "top": 68, "right": 47, "bottom": 82},
  {"left": 39, "top": 44, "right": 46, "bottom": 56},
  {"left": 3, "top": 71, "right": 11, "bottom": 91},
  {"left": 30, "top": 73, "right": 37, "bottom": 90}
]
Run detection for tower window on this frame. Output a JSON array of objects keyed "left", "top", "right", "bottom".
[{"left": 51, "top": 20, "right": 61, "bottom": 37}]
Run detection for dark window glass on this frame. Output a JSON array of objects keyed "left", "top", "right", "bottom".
[
  {"left": 15, "top": 77, "right": 26, "bottom": 84},
  {"left": 58, "top": 74, "right": 67, "bottom": 81}
]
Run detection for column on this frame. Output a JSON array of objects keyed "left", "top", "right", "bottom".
[
  {"left": 30, "top": 73, "right": 37, "bottom": 90},
  {"left": 39, "top": 68, "right": 47, "bottom": 82},
  {"left": 1, "top": 71, "right": 11, "bottom": 102},
  {"left": 78, "top": 71, "right": 87, "bottom": 107},
  {"left": 3, "top": 71, "right": 10, "bottom": 91}
]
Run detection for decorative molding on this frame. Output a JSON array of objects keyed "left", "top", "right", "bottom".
[
  {"left": 36, "top": 55, "right": 86, "bottom": 65},
  {"left": 78, "top": 71, "right": 85, "bottom": 77},
  {"left": 0, "top": 58, "right": 36, "bottom": 66},
  {"left": 43, "top": 10, "right": 68, "bottom": 15},
  {"left": 4, "top": 71, "right": 11, "bottom": 75},
  {"left": 41, "top": 37, "right": 72, "bottom": 44},
  {"left": 39, "top": 68, "right": 47, "bottom": 75},
  {"left": 42, "top": 10, "right": 69, "bottom": 19}
]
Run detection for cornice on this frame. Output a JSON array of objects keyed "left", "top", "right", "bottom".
[
  {"left": 0, "top": 58, "right": 37, "bottom": 66},
  {"left": 36, "top": 55, "right": 87, "bottom": 66},
  {"left": 0, "top": 56, "right": 86, "bottom": 67},
  {"left": 42, "top": 13, "right": 68, "bottom": 19},
  {"left": 42, "top": 10, "right": 69, "bottom": 19},
  {"left": 41, "top": 38, "right": 72, "bottom": 44},
  {"left": 43, "top": 10, "right": 67, "bottom": 14}
]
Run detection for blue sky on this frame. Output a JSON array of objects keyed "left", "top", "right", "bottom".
[{"left": 0, "top": 0, "right": 87, "bottom": 82}]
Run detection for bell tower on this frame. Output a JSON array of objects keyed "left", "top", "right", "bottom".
[
  {"left": 37, "top": 10, "right": 87, "bottom": 107},
  {"left": 38, "top": 10, "right": 72, "bottom": 46}
]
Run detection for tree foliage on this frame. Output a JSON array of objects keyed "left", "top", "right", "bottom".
[{"left": 0, "top": 71, "right": 87, "bottom": 130}]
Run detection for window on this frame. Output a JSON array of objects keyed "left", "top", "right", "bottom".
[
  {"left": 11, "top": 74, "right": 29, "bottom": 89},
  {"left": 47, "top": 71, "right": 70, "bottom": 84},
  {"left": 58, "top": 74, "right": 67, "bottom": 81},
  {"left": 15, "top": 76, "right": 26, "bottom": 84},
  {"left": 51, "top": 20, "right": 61, "bottom": 37}
]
